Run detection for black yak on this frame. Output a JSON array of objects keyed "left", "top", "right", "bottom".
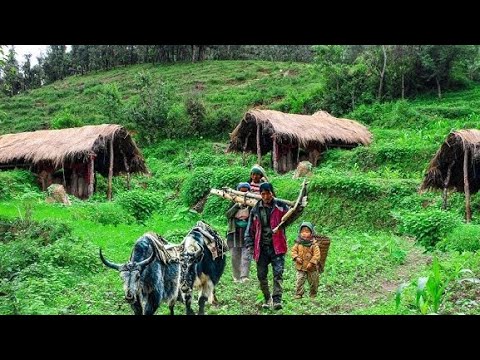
[
  {"left": 179, "top": 221, "right": 227, "bottom": 315},
  {"left": 100, "top": 233, "right": 181, "bottom": 315}
]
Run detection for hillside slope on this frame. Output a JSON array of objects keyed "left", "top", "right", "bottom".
[
  {"left": 1, "top": 61, "right": 480, "bottom": 315},
  {"left": 0, "top": 60, "right": 322, "bottom": 136}
]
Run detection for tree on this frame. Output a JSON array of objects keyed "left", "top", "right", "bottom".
[
  {"left": 1, "top": 46, "right": 22, "bottom": 96},
  {"left": 43, "top": 45, "right": 69, "bottom": 84},
  {"left": 418, "top": 45, "right": 468, "bottom": 99},
  {"left": 21, "top": 54, "right": 33, "bottom": 91}
]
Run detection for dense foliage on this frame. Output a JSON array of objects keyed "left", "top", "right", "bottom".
[{"left": 1, "top": 57, "right": 480, "bottom": 315}]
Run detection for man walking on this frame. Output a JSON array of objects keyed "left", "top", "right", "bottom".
[{"left": 245, "top": 182, "right": 290, "bottom": 310}]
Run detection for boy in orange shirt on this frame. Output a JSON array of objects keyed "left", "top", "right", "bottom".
[{"left": 291, "top": 222, "right": 320, "bottom": 299}]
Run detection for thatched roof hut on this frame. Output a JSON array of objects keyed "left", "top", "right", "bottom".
[
  {"left": 421, "top": 129, "right": 480, "bottom": 222},
  {"left": 0, "top": 124, "right": 147, "bottom": 199},
  {"left": 227, "top": 109, "right": 372, "bottom": 173}
]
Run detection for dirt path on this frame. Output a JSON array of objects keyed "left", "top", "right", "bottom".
[{"left": 339, "top": 237, "right": 431, "bottom": 313}]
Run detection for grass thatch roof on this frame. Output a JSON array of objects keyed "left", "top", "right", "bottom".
[
  {"left": 228, "top": 109, "right": 372, "bottom": 152},
  {"left": 0, "top": 124, "right": 147, "bottom": 175},
  {"left": 421, "top": 129, "right": 480, "bottom": 193}
]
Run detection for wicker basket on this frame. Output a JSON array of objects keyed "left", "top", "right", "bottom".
[{"left": 314, "top": 235, "right": 331, "bottom": 273}]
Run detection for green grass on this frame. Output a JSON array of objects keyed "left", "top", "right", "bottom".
[
  {"left": 0, "top": 61, "right": 322, "bottom": 135},
  {"left": 2, "top": 61, "right": 480, "bottom": 314}
]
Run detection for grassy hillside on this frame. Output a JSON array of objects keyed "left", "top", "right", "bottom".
[
  {"left": 1, "top": 61, "right": 480, "bottom": 315},
  {"left": 0, "top": 60, "right": 322, "bottom": 135}
]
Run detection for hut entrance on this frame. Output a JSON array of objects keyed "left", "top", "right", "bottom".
[
  {"left": 273, "top": 141, "right": 298, "bottom": 174},
  {"left": 273, "top": 141, "right": 323, "bottom": 174},
  {"left": 35, "top": 157, "right": 96, "bottom": 199}
]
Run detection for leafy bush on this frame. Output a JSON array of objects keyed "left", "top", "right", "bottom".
[
  {"left": 116, "top": 189, "right": 163, "bottom": 222},
  {"left": 126, "top": 79, "right": 182, "bottom": 144},
  {"left": 39, "top": 236, "right": 101, "bottom": 273},
  {"left": 348, "top": 102, "right": 384, "bottom": 125},
  {"left": 397, "top": 209, "right": 460, "bottom": 249},
  {"left": 185, "top": 92, "right": 207, "bottom": 135},
  {"left": 348, "top": 147, "right": 378, "bottom": 171},
  {"left": 0, "top": 238, "right": 42, "bottom": 279},
  {"left": 180, "top": 167, "right": 214, "bottom": 207},
  {"left": 190, "top": 152, "right": 219, "bottom": 167},
  {"left": 310, "top": 173, "right": 383, "bottom": 199},
  {"left": 436, "top": 224, "right": 480, "bottom": 252},
  {"left": 203, "top": 196, "right": 232, "bottom": 220},
  {"left": 0, "top": 217, "right": 72, "bottom": 246},
  {"left": 51, "top": 109, "right": 84, "bottom": 129},
  {"left": 0, "top": 216, "right": 101, "bottom": 314},
  {"left": 0, "top": 218, "right": 74, "bottom": 279},
  {"left": 144, "top": 139, "right": 183, "bottom": 163},
  {"left": 0, "top": 170, "right": 38, "bottom": 200},
  {"left": 83, "top": 202, "right": 136, "bottom": 226},
  {"left": 211, "top": 166, "right": 247, "bottom": 189}
]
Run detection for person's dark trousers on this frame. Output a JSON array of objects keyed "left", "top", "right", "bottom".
[{"left": 256, "top": 244, "right": 285, "bottom": 304}]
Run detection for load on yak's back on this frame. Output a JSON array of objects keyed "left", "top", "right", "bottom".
[{"left": 179, "top": 220, "right": 227, "bottom": 315}]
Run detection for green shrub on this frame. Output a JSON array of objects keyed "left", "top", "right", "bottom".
[
  {"left": 436, "top": 224, "right": 480, "bottom": 252},
  {"left": 397, "top": 209, "right": 460, "bottom": 249},
  {"left": 310, "top": 173, "right": 383, "bottom": 199},
  {"left": 203, "top": 196, "right": 232, "bottom": 221},
  {"left": 51, "top": 109, "right": 84, "bottom": 129},
  {"left": 185, "top": 92, "right": 207, "bottom": 135},
  {"left": 180, "top": 167, "right": 214, "bottom": 207},
  {"left": 39, "top": 236, "right": 101, "bottom": 273},
  {"left": 0, "top": 217, "right": 72, "bottom": 246},
  {"left": 25, "top": 220, "right": 72, "bottom": 245},
  {"left": 161, "top": 174, "right": 185, "bottom": 192},
  {"left": 116, "top": 189, "right": 163, "bottom": 222},
  {"left": 211, "top": 166, "right": 247, "bottom": 189},
  {"left": 84, "top": 202, "right": 135, "bottom": 226},
  {"left": 348, "top": 102, "right": 384, "bottom": 125},
  {"left": 0, "top": 170, "right": 38, "bottom": 200},
  {"left": 190, "top": 152, "right": 219, "bottom": 167},
  {"left": 0, "top": 218, "right": 74, "bottom": 278}
]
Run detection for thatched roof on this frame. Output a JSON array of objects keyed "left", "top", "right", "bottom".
[
  {"left": 421, "top": 129, "right": 480, "bottom": 193},
  {"left": 0, "top": 124, "right": 147, "bottom": 175},
  {"left": 228, "top": 109, "right": 372, "bottom": 152}
]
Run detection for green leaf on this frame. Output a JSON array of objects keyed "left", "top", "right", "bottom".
[
  {"left": 395, "top": 282, "right": 408, "bottom": 311},
  {"left": 416, "top": 277, "right": 428, "bottom": 308}
]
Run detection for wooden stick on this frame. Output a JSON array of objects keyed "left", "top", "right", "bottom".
[
  {"left": 442, "top": 161, "right": 454, "bottom": 210},
  {"left": 242, "top": 132, "right": 251, "bottom": 167},
  {"left": 256, "top": 122, "right": 262, "bottom": 165},
  {"left": 107, "top": 136, "right": 114, "bottom": 201},
  {"left": 88, "top": 154, "right": 95, "bottom": 198},
  {"left": 209, "top": 189, "right": 258, "bottom": 207},
  {"left": 272, "top": 179, "right": 308, "bottom": 233},
  {"left": 464, "top": 148, "right": 471, "bottom": 222},
  {"left": 121, "top": 149, "right": 130, "bottom": 190},
  {"left": 273, "top": 136, "right": 278, "bottom": 173},
  {"left": 219, "top": 187, "right": 295, "bottom": 206}
]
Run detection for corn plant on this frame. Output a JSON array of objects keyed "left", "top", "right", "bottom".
[
  {"left": 416, "top": 257, "right": 449, "bottom": 314},
  {"left": 395, "top": 282, "right": 408, "bottom": 312}
]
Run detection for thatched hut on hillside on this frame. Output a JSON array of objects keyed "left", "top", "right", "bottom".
[
  {"left": 227, "top": 109, "right": 372, "bottom": 173},
  {"left": 420, "top": 129, "right": 480, "bottom": 222},
  {"left": 0, "top": 124, "right": 147, "bottom": 200}
]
